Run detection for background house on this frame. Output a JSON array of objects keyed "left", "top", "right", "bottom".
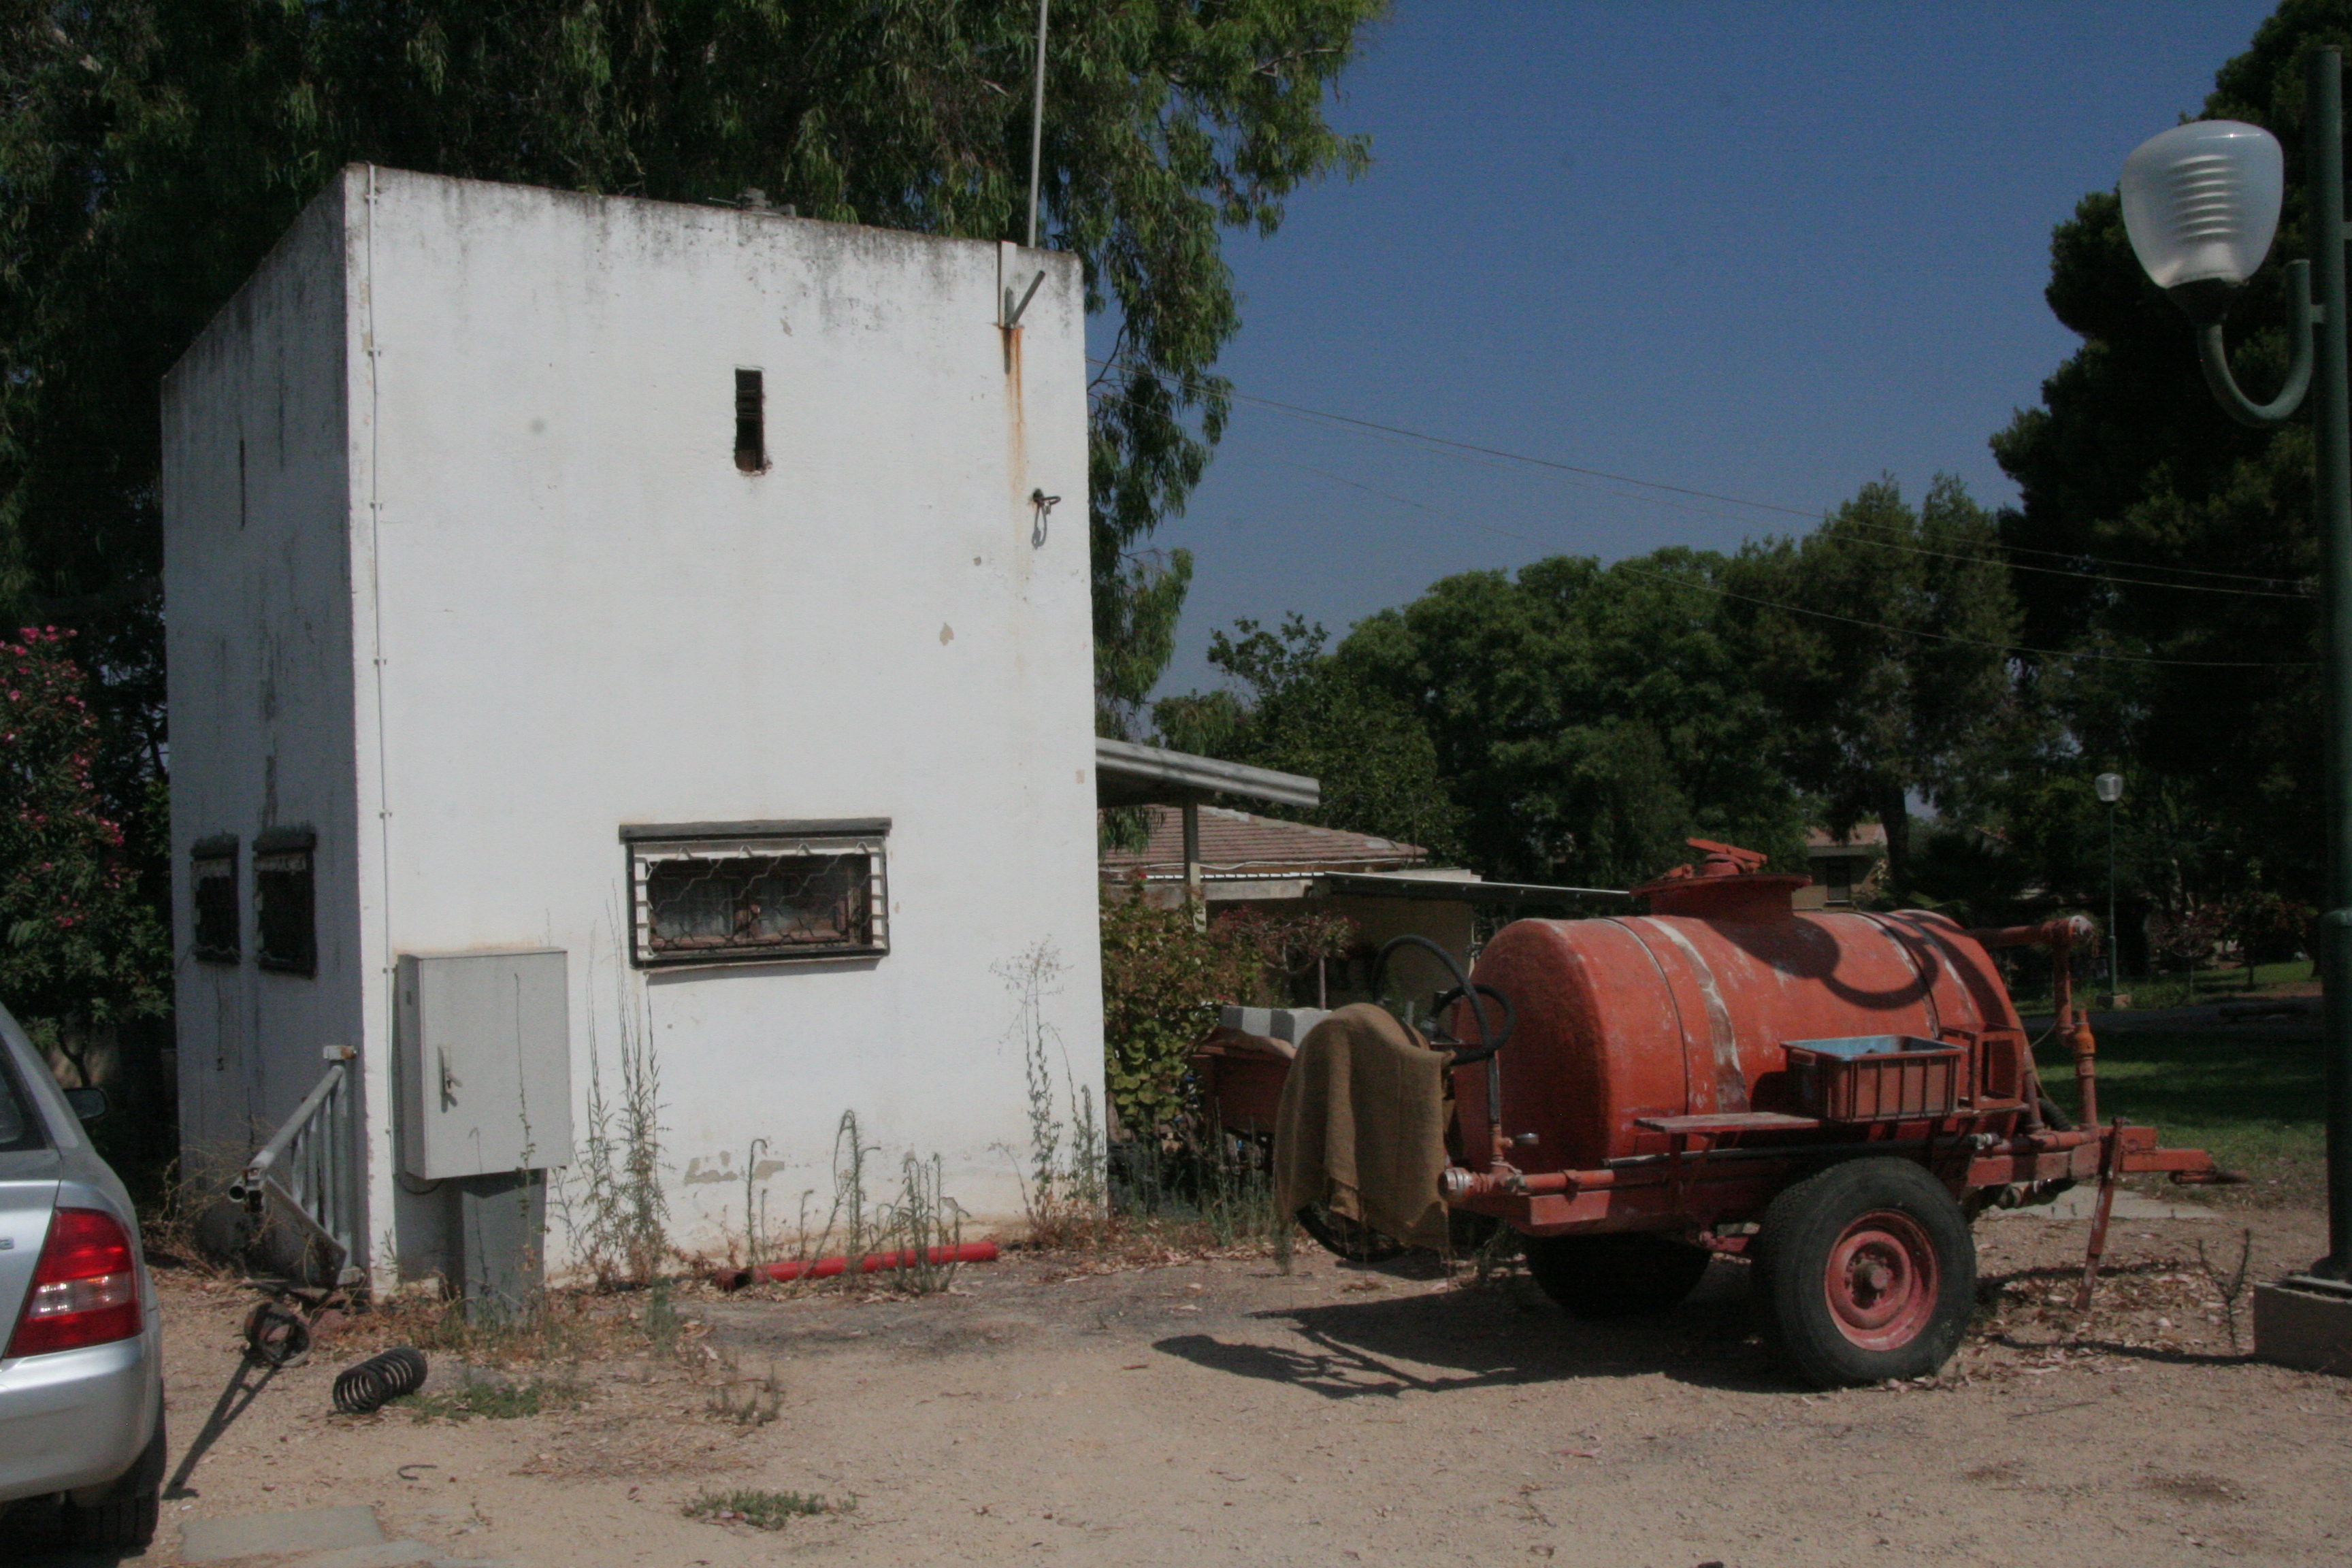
[
  {"left": 1795, "top": 825, "right": 1889, "bottom": 909},
  {"left": 163, "top": 166, "right": 1098, "bottom": 1290},
  {"left": 1094, "top": 740, "right": 1626, "bottom": 1007}
]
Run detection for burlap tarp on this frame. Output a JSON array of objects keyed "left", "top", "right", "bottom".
[{"left": 1273, "top": 1002, "right": 1452, "bottom": 1253}]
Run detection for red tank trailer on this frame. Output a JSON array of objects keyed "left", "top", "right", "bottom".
[{"left": 1262, "top": 840, "right": 2224, "bottom": 1388}]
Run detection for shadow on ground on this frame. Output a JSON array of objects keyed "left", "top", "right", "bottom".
[
  {"left": 1154, "top": 1259, "right": 1793, "bottom": 1397},
  {"left": 0, "top": 1500, "right": 144, "bottom": 1567}
]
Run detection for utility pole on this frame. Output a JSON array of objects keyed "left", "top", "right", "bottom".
[
  {"left": 2097, "top": 772, "right": 2123, "bottom": 995},
  {"left": 1026, "top": 0, "right": 1050, "bottom": 249}
]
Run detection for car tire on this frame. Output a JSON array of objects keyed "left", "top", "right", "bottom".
[{"left": 68, "top": 1411, "right": 165, "bottom": 1550}]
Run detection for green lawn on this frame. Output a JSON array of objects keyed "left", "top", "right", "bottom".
[
  {"left": 2010, "top": 957, "right": 2315, "bottom": 1015},
  {"left": 2038, "top": 1022, "right": 2325, "bottom": 1208}
]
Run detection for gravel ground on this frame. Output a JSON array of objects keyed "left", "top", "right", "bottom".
[{"left": 6, "top": 1200, "right": 2347, "bottom": 1568}]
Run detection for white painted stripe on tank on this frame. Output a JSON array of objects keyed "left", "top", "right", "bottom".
[
  {"left": 1636, "top": 917, "right": 1748, "bottom": 1113},
  {"left": 1601, "top": 918, "right": 1695, "bottom": 1112}
]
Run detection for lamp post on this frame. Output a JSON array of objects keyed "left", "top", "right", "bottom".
[
  {"left": 2120, "top": 47, "right": 2352, "bottom": 1294},
  {"left": 2096, "top": 772, "right": 2123, "bottom": 994}
]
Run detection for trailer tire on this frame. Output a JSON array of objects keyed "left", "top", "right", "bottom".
[
  {"left": 1522, "top": 1232, "right": 1713, "bottom": 1320},
  {"left": 1296, "top": 1206, "right": 1409, "bottom": 1264},
  {"left": 1755, "top": 1158, "right": 1975, "bottom": 1388}
]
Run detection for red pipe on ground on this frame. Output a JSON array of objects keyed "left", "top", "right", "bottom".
[{"left": 718, "top": 1242, "right": 1000, "bottom": 1290}]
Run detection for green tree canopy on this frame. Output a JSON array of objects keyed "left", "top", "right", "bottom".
[
  {"left": 1728, "top": 475, "right": 2020, "bottom": 895},
  {"left": 1989, "top": 0, "right": 2340, "bottom": 905},
  {"left": 1152, "top": 612, "right": 1465, "bottom": 857},
  {"left": 1337, "top": 548, "right": 1808, "bottom": 890}
]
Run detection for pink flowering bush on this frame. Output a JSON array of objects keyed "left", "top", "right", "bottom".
[{"left": 0, "top": 628, "right": 168, "bottom": 1061}]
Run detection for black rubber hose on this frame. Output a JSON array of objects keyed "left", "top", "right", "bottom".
[
  {"left": 1369, "top": 935, "right": 1514, "bottom": 1064},
  {"left": 1430, "top": 983, "right": 1516, "bottom": 1067}
]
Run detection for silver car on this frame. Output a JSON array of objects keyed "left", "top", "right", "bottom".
[{"left": 0, "top": 1000, "right": 166, "bottom": 1550}]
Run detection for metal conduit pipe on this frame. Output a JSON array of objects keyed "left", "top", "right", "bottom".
[{"left": 1966, "top": 915, "right": 2100, "bottom": 1127}]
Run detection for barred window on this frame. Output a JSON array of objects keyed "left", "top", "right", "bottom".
[
  {"left": 253, "top": 826, "right": 316, "bottom": 976},
  {"left": 623, "top": 819, "right": 889, "bottom": 968},
  {"left": 191, "top": 835, "right": 239, "bottom": 964}
]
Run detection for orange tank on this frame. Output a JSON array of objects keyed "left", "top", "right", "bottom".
[
  {"left": 1453, "top": 867, "right": 2035, "bottom": 1178},
  {"left": 1268, "top": 839, "right": 2221, "bottom": 1388}
]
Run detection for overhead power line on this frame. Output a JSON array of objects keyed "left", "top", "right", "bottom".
[
  {"left": 1270, "top": 457, "right": 2318, "bottom": 672},
  {"left": 1085, "top": 355, "right": 2317, "bottom": 598}
]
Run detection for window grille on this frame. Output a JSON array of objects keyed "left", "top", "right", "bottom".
[
  {"left": 254, "top": 826, "right": 316, "bottom": 976},
  {"left": 623, "top": 819, "right": 888, "bottom": 968},
  {"left": 192, "top": 835, "right": 240, "bottom": 964}
]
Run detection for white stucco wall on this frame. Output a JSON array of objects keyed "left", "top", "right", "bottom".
[
  {"left": 161, "top": 185, "right": 369, "bottom": 1177},
  {"left": 167, "top": 166, "right": 1105, "bottom": 1278}
]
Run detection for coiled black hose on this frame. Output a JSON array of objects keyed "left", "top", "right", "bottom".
[
  {"left": 333, "top": 1347, "right": 428, "bottom": 1414},
  {"left": 1369, "top": 934, "right": 1515, "bottom": 1065}
]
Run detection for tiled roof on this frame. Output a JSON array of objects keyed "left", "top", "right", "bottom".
[
  {"left": 1100, "top": 805, "right": 1426, "bottom": 879},
  {"left": 1806, "top": 823, "right": 1888, "bottom": 851}
]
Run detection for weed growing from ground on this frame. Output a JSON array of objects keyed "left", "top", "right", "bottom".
[
  {"left": 1000, "top": 942, "right": 1106, "bottom": 1247},
  {"left": 642, "top": 1276, "right": 683, "bottom": 1351},
  {"left": 570, "top": 952, "right": 670, "bottom": 1289},
  {"left": 1111, "top": 1131, "right": 1284, "bottom": 1252},
  {"left": 134, "top": 1148, "right": 247, "bottom": 1278},
  {"left": 684, "top": 1488, "right": 836, "bottom": 1530},
  {"left": 393, "top": 1373, "right": 587, "bottom": 1422},
  {"left": 2196, "top": 1227, "right": 2257, "bottom": 1352},
  {"left": 743, "top": 1111, "right": 971, "bottom": 1296},
  {"left": 707, "top": 1351, "right": 783, "bottom": 1426}
]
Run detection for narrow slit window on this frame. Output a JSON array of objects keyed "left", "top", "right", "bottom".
[
  {"left": 734, "top": 369, "right": 767, "bottom": 473},
  {"left": 191, "top": 836, "right": 239, "bottom": 964},
  {"left": 253, "top": 826, "right": 316, "bottom": 977}
]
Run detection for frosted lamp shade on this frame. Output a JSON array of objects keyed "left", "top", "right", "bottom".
[
  {"left": 2095, "top": 772, "right": 2123, "bottom": 804},
  {"left": 2119, "top": 120, "right": 2283, "bottom": 290}
]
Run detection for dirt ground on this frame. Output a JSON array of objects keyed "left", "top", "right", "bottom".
[{"left": 12, "top": 1203, "right": 2352, "bottom": 1568}]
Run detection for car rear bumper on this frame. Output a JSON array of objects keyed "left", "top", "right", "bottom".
[{"left": 0, "top": 1310, "right": 163, "bottom": 1504}]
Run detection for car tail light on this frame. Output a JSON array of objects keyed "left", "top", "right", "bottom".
[{"left": 5, "top": 1207, "right": 142, "bottom": 1359}]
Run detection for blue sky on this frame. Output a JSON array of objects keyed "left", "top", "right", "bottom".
[{"left": 1122, "top": 0, "right": 2281, "bottom": 700}]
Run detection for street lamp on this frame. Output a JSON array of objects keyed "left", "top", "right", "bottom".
[
  {"left": 2096, "top": 772, "right": 2123, "bottom": 994},
  {"left": 2120, "top": 49, "right": 2352, "bottom": 1300}
]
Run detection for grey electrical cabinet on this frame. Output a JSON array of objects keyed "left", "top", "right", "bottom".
[{"left": 396, "top": 949, "right": 572, "bottom": 1180}]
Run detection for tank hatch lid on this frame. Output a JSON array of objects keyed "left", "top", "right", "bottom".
[{"left": 1632, "top": 838, "right": 1810, "bottom": 921}]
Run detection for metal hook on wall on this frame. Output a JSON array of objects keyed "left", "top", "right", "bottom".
[{"left": 1030, "top": 489, "right": 1060, "bottom": 548}]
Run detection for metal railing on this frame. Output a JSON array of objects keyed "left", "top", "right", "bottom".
[{"left": 228, "top": 1045, "right": 362, "bottom": 1286}]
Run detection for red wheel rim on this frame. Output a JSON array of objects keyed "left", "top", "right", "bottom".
[{"left": 1821, "top": 1208, "right": 1938, "bottom": 1351}]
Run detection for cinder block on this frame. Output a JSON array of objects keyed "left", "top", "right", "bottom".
[
  {"left": 1221, "top": 1006, "right": 1275, "bottom": 1039},
  {"left": 2255, "top": 1279, "right": 2352, "bottom": 1375},
  {"left": 180, "top": 1505, "right": 384, "bottom": 1562}
]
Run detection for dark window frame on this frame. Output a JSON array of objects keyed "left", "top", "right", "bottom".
[
  {"left": 734, "top": 368, "right": 768, "bottom": 473},
  {"left": 253, "top": 826, "right": 317, "bottom": 977},
  {"left": 191, "top": 834, "right": 240, "bottom": 964},
  {"left": 623, "top": 819, "right": 889, "bottom": 969}
]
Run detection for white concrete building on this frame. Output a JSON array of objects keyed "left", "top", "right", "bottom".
[{"left": 162, "top": 165, "right": 1101, "bottom": 1286}]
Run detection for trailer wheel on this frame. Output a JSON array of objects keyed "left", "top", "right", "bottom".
[
  {"left": 1755, "top": 1158, "right": 1975, "bottom": 1388},
  {"left": 1522, "top": 1232, "right": 1712, "bottom": 1320},
  {"left": 1296, "top": 1206, "right": 1409, "bottom": 1264}
]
